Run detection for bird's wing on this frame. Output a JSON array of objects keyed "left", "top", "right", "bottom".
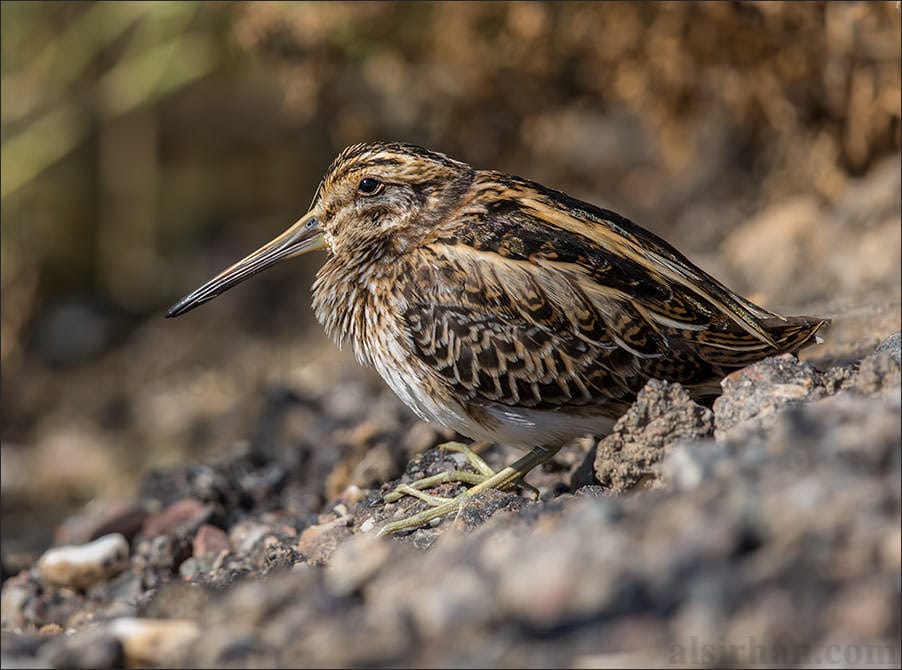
[
  {"left": 399, "top": 176, "right": 826, "bottom": 407},
  {"left": 399, "top": 244, "right": 640, "bottom": 412}
]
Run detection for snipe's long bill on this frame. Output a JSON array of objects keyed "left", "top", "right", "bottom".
[
  {"left": 167, "top": 142, "right": 828, "bottom": 534},
  {"left": 166, "top": 211, "right": 325, "bottom": 318}
]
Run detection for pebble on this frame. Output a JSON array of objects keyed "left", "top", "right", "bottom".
[
  {"left": 873, "top": 330, "right": 901, "bottom": 363},
  {"left": 37, "top": 534, "right": 129, "bottom": 590},
  {"left": 141, "top": 498, "right": 211, "bottom": 539},
  {"left": 228, "top": 520, "right": 271, "bottom": 554},
  {"left": 1, "top": 571, "right": 32, "bottom": 629},
  {"left": 192, "top": 524, "right": 231, "bottom": 558},
  {"left": 54, "top": 499, "right": 148, "bottom": 545},
  {"left": 296, "top": 514, "right": 354, "bottom": 565},
  {"left": 593, "top": 380, "right": 714, "bottom": 491},
  {"left": 713, "top": 354, "right": 824, "bottom": 442},
  {"left": 108, "top": 617, "right": 200, "bottom": 666}
]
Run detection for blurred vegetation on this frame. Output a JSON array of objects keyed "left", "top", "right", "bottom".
[
  {"left": 3, "top": 2, "right": 900, "bottom": 358},
  {"left": 1, "top": 2, "right": 899, "bottom": 550}
]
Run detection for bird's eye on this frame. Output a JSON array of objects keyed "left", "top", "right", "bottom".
[{"left": 357, "top": 177, "right": 382, "bottom": 196}]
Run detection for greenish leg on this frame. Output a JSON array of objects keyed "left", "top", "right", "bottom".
[
  {"left": 378, "top": 444, "right": 561, "bottom": 536},
  {"left": 382, "top": 470, "right": 485, "bottom": 504},
  {"left": 382, "top": 441, "right": 496, "bottom": 504},
  {"left": 437, "top": 441, "right": 496, "bottom": 477}
]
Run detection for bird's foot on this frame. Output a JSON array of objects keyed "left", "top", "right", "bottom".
[
  {"left": 378, "top": 443, "right": 559, "bottom": 535},
  {"left": 382, "top": 441, "right": 495, "bottom": 505}
]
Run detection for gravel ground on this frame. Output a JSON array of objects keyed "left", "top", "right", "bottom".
[{"left": 1, "top": 327, "right": 899, "bottom": 668}]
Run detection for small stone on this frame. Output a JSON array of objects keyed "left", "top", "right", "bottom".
[
  {"left": 55, "top": 499, "right": 148, "bottom": 545},
  {"left": 108, "top": 617, "right": 200, "bottom": 667},
  {"left": 37, "top": 534, "right": 129, "bottom": 590},
  {"left": 141, "top": 498, "right": 211, "bottom": 539},
  {"left": 594, "top": 380, "right": 714, "bottom": 492},
  {"left": 1, "top": 571, "right": 33, "bottom": 629},
  {"left": 228, "top": 520, "right": 270, "bottom": 554},
  {"left": 850, "top": 332, "right": 902, "bottom": 395},
  {"left": 192, "top": 525, "right": 231, "bottom": 558},
  {"left": 873, "top": 330, "right": 901, "bottom": 363},
  {"left": 296, "top": 514, "right": 353, "bottom": 565},
  {"left": 452, "top": 489, "right": 527, "bottom": 531},
  {"left": 179, "top": 555, "right": 220, "bottom": 581},
  {"left": 714, "top": 354, "right": 824, "bottom": 442}
]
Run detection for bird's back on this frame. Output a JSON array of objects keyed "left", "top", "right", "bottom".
[{"left": 387, "top": 171, "right": 828, "bottom": 442}]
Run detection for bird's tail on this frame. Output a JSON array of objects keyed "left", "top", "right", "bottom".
[
  {"left": 763, "top": 315, "right": 830, "bottom": 354},
  {"left": 692, "top": 314, "right": 830, "bottom": 367}
]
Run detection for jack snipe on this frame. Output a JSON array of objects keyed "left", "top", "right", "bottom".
[{"left": 168, "top": 142, "right": 828, "bottom": 533}]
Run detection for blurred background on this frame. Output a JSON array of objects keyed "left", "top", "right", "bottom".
[{"left": 2, "top": 2, "right": 900, "bottom": 555}]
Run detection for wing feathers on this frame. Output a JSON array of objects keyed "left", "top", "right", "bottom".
[{"left": 397, "top": 176, "right": 827, "bottom": 415}]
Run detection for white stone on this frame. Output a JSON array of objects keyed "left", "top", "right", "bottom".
[{"left": 37, "top": 533, "right": 129, "bottom": 589}]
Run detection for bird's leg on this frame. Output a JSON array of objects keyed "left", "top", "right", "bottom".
[
  {"left": 382, "top": 470, "right": 485, "bottom": 504},
  {"left": 378, "top": 444, "right": 561, "bottom": 535},
  {"left": 382, "top": 441, "right": 497, "bottom": 505},
  {"left": 438, "top": 441, "right": 496, "bottom": 477}
]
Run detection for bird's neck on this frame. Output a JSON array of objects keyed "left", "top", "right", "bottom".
[{"left": 311, "top": 238, "right": 405, "bottom": 366}]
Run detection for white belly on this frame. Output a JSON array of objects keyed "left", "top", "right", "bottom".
[{"left": 351, "top": 291, "right": 616, "bottom": 449}]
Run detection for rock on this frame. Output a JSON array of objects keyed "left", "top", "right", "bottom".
[
  {"left": 873, "top": 330, "right": 901, "bottom": 364},
  {"left": 54, "top": 500, "right": 148, "bottom": 546},
  {"left": 496, "top": 503, "right": 622, "bottom": 630},
  {"left": 36, "top": 534, "right": 129, "bottom": 590},
  {"left": 296, "top": 514, "right": 354, "bottom": 565},
  {"left": 132, "top": 534, "right": 192, "bottom": 586},
  {"left": 1, "top": 571, "right": 32, "bottom": 629},
  {"left": 721, "top": 197, "right": 831, "bottom": 304},
  {"left": 594, "top": 379, "right": 714, "bottom": 492},
  {"left": 451, "top": 489, "right": 528, "bottom": 531},
  {"left": 37, "top": 622, "right": 63, "bottom": 636},
  {"left": 192, "top": 524, "right": 231, "bottom": 558},
  {"left": 140, "top": 498, "right": 211, "bottom": 539},
  {"left": 107, "top": 617, "right": 200, "bottom": 667},
  {"left": 401, "top": 422, "right": 448, "bottom": 457},
  {"left": 713, "top": 354, "right": 824, "bottom": 442},
  {"left": 848, "top": 331, "right": 902, "bottom": 395},
  {"left": 228, "top": 520, "right": 271, "bottom": 555}
]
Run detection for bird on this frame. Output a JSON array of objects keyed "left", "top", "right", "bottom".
[{"left": 167, "top": 141, "right": 828, "bottom": 534}]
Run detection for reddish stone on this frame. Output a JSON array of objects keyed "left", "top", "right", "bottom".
[
  {"left": 192, "top": 524, "right": 231, "bottom": 557},
  {"left": 141, "top": 499, "right": 209, "bottom": 539}
]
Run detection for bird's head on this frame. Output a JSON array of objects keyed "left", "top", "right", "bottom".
[{"left": 166, "top": 142, "right": 473, "bottom": 317}]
